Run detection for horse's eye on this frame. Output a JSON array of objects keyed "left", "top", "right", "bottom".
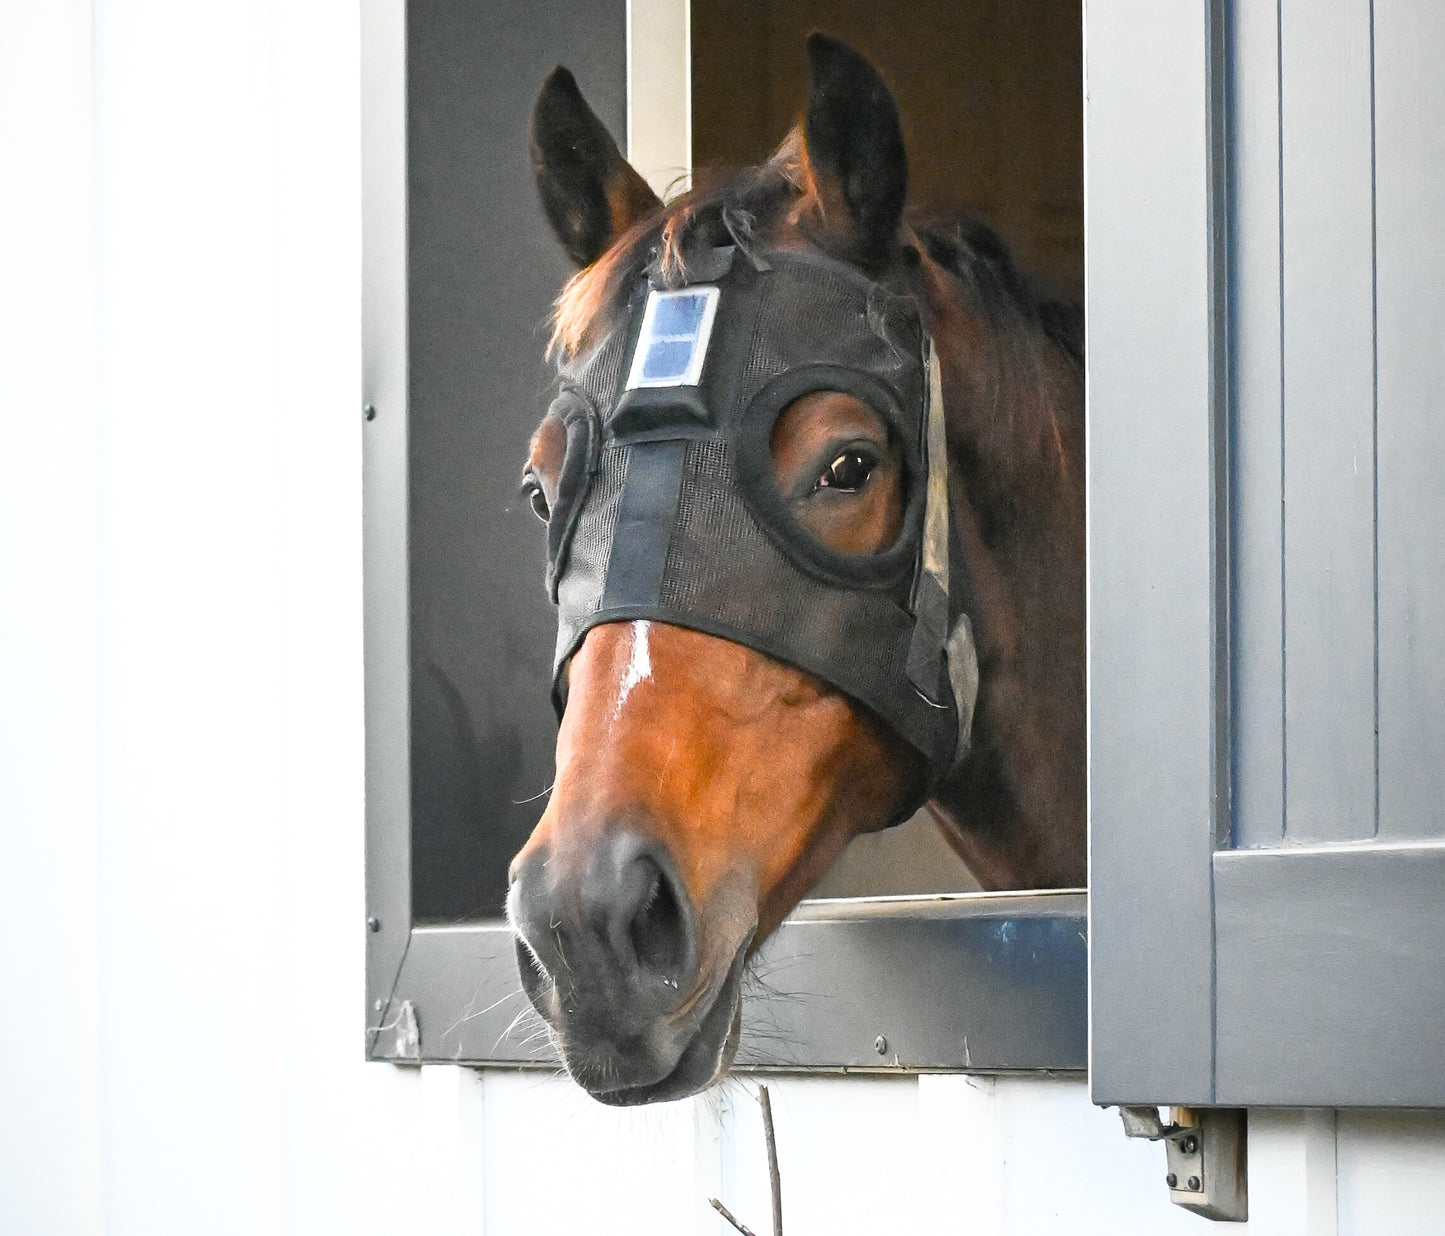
[
  {"left": 816, "top": 449, "right": 877, "bottom": 494},
  {"left": 521, "top": 473, "right": 550, "bottom": 522}
]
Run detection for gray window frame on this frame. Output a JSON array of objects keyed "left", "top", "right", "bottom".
[
  {"left": 361, "top": 0, "right": 1086, "bottom": 1075},
  {"left": 1086, "top": 0, "right": 1445, "bottom": 1109}
]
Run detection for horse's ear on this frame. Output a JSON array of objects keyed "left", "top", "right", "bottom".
[
  {"left": 802, "top": 34, "right": 908, "bottom": 268},
  {"left": 531, "top": 67, "right": 661, "bottom": 268}
]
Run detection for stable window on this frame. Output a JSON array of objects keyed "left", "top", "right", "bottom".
[{"left": 363, "top": 0, "right": 1085, "bottom": 1071}]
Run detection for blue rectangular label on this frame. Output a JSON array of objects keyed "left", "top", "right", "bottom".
[{"left": 624, "top": 287, "right": 720, "bottom": 390}]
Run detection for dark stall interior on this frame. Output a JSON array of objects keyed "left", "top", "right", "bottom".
[
  {"left": 405, "top": 1, "right": 630, "bottom": 922},
  {"left": 693, "top": 0, "right": 1083, "bottom": 301}
]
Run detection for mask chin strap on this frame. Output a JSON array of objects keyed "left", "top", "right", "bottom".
[{"left": 905, "top": 342, "right": 979, "bottom": 772}]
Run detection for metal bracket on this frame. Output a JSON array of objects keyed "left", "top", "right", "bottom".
[{"left": 1118, "top": 1106, "right": 1248, "bottom": 1222}]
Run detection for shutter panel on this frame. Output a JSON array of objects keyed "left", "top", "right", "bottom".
[{"left": 1088, "top": 0, "right": 1445, "bottom": 1108}]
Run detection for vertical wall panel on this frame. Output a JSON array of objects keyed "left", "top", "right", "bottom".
[
  {"left": 1373, "top": 3, "right": 1445, "bottom": 840},
  {"left": 0, "top": 4, "right": 105, "bottom": 1232},
  {"left": 93, "top": 4, "right": 288, "bottom": 1229},
  {"left": 1336, "top": 1111, "right": 1445, "bottom": 1234},
  {"left": 1229, "top": 0, "right": 1286, "bottom": 848},
  {"left": 1278, "top": 0, "right": 1378, "bottom": 842}
]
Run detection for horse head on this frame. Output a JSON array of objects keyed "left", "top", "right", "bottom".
[{"left": 508, "top": 34, "right": 1085, "bottom": 1105}]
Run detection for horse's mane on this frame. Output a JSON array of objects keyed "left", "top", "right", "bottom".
[
  {"left": 910, "top": 214, "right": 1083, "bottom": 372},
  {"left": 549, "top": 133, "right": 1083, "bottom": 490}
]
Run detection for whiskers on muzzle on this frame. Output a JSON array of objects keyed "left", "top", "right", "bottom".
[{"left": 734, "top": 952, "right": 810, "bottom": 1069}]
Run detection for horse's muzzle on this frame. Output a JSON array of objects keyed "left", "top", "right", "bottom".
[{"left": 508, "top": 829, "right": 744, "bottom": 1103}]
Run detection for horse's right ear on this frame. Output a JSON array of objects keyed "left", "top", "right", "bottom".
[
  {"left": 802, "top": 34, "right": 908, "bottom": 269},
  {"left": 531, "top": 67, "right": 661, "bottom": 268}
]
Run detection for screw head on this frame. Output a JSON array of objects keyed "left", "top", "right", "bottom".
[
  {"left": 1187, "top": 1176, "right": 1202, "bottom": 1192},
  {"left": 874, "top": 1035, "right": 888, "bottom": 1056},
  {"left": 367, "top": 916, "right": 381, "bottom": 933},
  {"left": 1180, "top": 1134, "right": 1198, "bottom": 1154},
  {"left": 364, "top": 404, "right": 377, "bottom": 422},
  {"left": 1166, "top": 1173, "right": 1178, "bottom": 1189}
]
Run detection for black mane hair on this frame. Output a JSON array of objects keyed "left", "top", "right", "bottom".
[{"left": 911, "top": 214, "right": 1084, "bottom": 371}]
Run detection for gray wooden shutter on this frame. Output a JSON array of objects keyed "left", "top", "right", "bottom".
[{"left": 1088, "top": 0, "right": 1445, "bottom": 1108}]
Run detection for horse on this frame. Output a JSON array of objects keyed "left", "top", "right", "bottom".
[{"left": 506, "top": 34, "right": 1084, "bottom": 1105}]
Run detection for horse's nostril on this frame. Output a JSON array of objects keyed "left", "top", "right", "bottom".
[
  {"left": 515, "top": 832, "right": 699, "bottom": 1026},
  {"left": 628, "top": 859, "right": 687, "bottom": 986}
]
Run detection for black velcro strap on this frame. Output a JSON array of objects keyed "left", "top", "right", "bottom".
[{"left": 601, "top": 440, "right": 687, "bottom": 609}]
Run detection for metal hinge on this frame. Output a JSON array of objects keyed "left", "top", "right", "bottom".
[{"left": 1119, "top": 1106, "right": 1248, "bottom": 1222}]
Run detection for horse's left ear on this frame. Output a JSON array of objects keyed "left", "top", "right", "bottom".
[
  {"left": 802, "top": 33, "right": 908, "bottom": 268},
  {"left": 531, "top": 66, "right": 662, "bottom": 268}
]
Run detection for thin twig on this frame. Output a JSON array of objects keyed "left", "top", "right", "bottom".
[
  {"left": 759, "top": 1084, "right": 783, "bottom": 1236},
  {"left": 709, "top": 1198, "right": 759, "bottom": 1236}
]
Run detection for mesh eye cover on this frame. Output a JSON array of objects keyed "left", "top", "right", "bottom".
[
  {"left": 541, "top": 389, "right": 601, "bottom": 601},
  {"left": 732, "top": 362, "right": 924, "bottom": 592}
]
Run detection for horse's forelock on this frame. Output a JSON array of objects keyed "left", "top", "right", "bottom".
[
  {"left": 548, "top": 134, "right": 814, "bottom": 362},
  {"left": 547, "top": 218, "right": 653, "bottom": 361}
]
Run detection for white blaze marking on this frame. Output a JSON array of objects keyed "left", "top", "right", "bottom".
[{"left": 614, "top": 620, "right": 652, "bottom": 717}]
